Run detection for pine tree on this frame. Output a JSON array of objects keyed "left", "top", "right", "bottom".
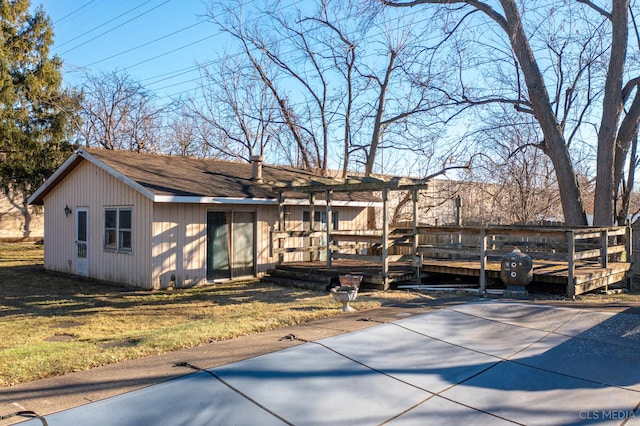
[{"left": 0, "top": 0, "right": 79, "bottom": 237}]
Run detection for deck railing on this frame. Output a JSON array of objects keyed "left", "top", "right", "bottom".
[{"left": 270, "top": 225, "right": 631, "bottom": 294}]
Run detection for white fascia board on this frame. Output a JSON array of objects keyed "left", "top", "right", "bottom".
[
  {"left": 153, "top": 195, "right": 381, "bottom": 207},
  {"left": 153, "top": 195, "right": 278, "bottom": 204},
  {"left": 78, "top": 150, "right": 155, "bottom": 201},
  {"left": 28, "top": 152, "right": 80, "bottom": 204}
]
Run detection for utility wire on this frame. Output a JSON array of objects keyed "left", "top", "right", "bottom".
[
  {"left": 83, "top": 18, "right": 211, "bottom": 67},
  {"left": 53, "top": 0, "right": 98, "bottom": 25},
  {"left": 64, "top": 0, "right": 558, "bottom": 104},
  {"left": 122, "top": 31, "right": 220, "bottom": 71},
  {"left": 56, "top": 0, "right": 155, "bottom": 49},
  {"left": 60, "top": 0, "right": 172, "bottom": 55}
]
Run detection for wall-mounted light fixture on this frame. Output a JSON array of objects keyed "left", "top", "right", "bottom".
[{"left": 64, "top": 205, "right": 72, "bottom": 217}]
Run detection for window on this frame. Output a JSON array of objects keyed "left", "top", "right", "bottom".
[
  {"left": 104, "top": 208, "right": 132, "bottom": 252},
  {"left": 302, "top": 210, "right": 339, "bottom": 231}
]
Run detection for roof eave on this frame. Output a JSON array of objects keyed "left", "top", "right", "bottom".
[
  {"left": 153, "top": 195, "right": 381, "bottom": 207},
  {"left": 28, "top": 152, "right": 82, "bottom": 205}
]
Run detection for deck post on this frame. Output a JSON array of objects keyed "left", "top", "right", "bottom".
[
  {"left": 412, "top": 189, "right": 421, "bottom": 284},
  {"left": 626, "top": 226, "right": 633, "bottom": 289},
  {"left": 309, "top": 193, "right": 316, "bottom": 262},
  {"left": 382, "top": 188, "right": 389, "bottom": 289},
  {"left": 566, "top": 230, "right": 576, "bottom": 298},
  {"left": 600, "top": 229, "right": 609, "bottom": 269},
  {"left": 326, "top": 190, "right": 333, "bottom": 269},
  {"left": 479, "top": 228, "right": 487, "bottom": 294}
]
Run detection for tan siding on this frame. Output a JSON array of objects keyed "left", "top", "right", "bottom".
[
  {"left": 256, "top": 205, "right": 279, "bottom": 275},
  {"left": 43, "top": 182, "right": 73, "bottom": 274},
  {"left": 152, "top": 203, "right": 208, "bottom": 289},
  {"left": 42, "top": 161, "right": 153, "bottom": 287},
  {"left": 151, "top": 204, "right": 282, "bottom": 286}
]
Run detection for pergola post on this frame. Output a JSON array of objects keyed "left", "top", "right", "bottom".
[
  {"left": 326, "top": 190, "right": 333, "bottom": 269},
  {"left": 382, "top": 188, "right": 389, "bottom": 289},
  {"left": 277, "top": 192, "right": 285, "bottom": 265},
  {"left": 309, "top": 193, "right": 316, "bottom": 262}
]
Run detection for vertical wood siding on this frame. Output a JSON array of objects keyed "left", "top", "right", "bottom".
[
  {"left": 152, "top": 203, "right": 207, "bottom": 289},
  {"left": 43, "top": 161, "right": 153, "bottom": 287},
  {"left": 152, "top": 204, "right": 278, "bottom": 288}
]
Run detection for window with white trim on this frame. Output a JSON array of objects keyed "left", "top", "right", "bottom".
[{"left": 104, "top": 208, "right": 132, "bottom": 252}]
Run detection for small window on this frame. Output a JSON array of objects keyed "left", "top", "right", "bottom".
[
  {"left": 118, "top": 209, "right": 132, "bottom": 250},
  {"left": 104, "top": 208, "right": 132, "bottom": 252},
  {"left": 303, "top": 210, "right": 339, "bottom": 231}
]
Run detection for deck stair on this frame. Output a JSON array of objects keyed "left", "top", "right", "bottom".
[
  {"left": 261, "top": 265, "right": 337, "bottom": 291},
  {"left": 261, "top": 261, "right": 417, "bottom": 291}
]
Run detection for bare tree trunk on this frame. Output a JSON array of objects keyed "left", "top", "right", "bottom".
[
  {"left": 365, "top": 48, "right": 397, "bottom": 176},
  {"left": 593, "top": 0, "right": 629, "bottom": 225},
  {"left": 4, "top": 187, "right": 32, "bottom": 238},
  {"left": 21, "top": 197, "right": 32, "bottom": 238},
  {"left": 499, "top": 0, "right": 587, "bottom": 225},
  {"left": 617, "top": 134, "right": 638, "bottom": 225}
]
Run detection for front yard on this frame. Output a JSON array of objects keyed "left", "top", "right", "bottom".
[{"left": 0, "top": 243, "right": 435, "bottom": 387}]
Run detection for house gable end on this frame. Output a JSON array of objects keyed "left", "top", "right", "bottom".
[{"left": 29, "top": 150, "right": 155, "bottom": 205}]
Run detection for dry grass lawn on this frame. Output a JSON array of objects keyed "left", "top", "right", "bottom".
[
  {"left": 0, "top": 243, "right": 439, "bottom": 387},
  {"left": 3, "top": 243, "right": 639, "bottom": 388}
]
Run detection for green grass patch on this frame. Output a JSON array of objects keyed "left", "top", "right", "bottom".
[{"left": 0, "top": 243, "right": 435, "bottom": 387}]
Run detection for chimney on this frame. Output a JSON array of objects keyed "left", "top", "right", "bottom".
[{"left": 250, "top": 155, "right": 264, "bottom": 183}]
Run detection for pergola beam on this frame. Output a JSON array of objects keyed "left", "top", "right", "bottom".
[{"left": 271, "top": 176, "right": 429, "bottom": 194}]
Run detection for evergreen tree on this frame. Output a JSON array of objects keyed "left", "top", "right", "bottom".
[{"left": 0, "top": 0, "right": 79, "bottom": 236}]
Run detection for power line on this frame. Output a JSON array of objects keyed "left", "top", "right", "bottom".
[
  {"left": 71, "top": 0, "right": 302, "bottom": 80},
  {"left": 56, "top": 0, "right": 156, "bottom": 49},
  {"left": 59, "top": 0, "right": 560, "bottom": 104},
  {"left": 53, "top": 0, "right": 98, "bottom": 25},
  {"left": 122, "top": 31, "right": 220, "bottom": 71},
  {"left": 83, "top": 18, "right": 210, "bottom": 67},
  {"left": 60, "top": 0, "right": 172, "bottom": 55}
]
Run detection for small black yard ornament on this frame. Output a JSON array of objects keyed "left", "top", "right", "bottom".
[{"left": 500, "top": 247, "right": 533, "bottom": 298}]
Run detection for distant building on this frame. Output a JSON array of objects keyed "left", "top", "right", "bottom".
[{"left": 0, "top": 191, "right": 43, "bottom": 240}]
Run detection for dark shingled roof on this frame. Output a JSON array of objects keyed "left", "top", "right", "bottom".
[{"left": 30, "top": 148, "right": 379, "bottom": 204}]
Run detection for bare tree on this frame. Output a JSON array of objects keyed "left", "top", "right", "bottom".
[
  {"left": 164, "top": 107, "right": 210, "bottom": 158},
  {"left": 209, "top": 2, "right": 320, "bottom": 171},
  {"left": 470, "top": 108, "right": 563, "bottom": 224},
  {"left": 186, "top": 55, "right": 283, "bottom": 162},
  {"left": 207, "top": 0, "right": 457, "bottom": 181},
  {"left": 77, "top": 71, "right": 165, "bottom": 152},
  {"left": 383, "top": 0, "right": 640, "bottom": 226}
]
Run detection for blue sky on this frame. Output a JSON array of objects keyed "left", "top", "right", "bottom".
[{"left": 36, "top": 0, "right": 225, "bottom": 103}]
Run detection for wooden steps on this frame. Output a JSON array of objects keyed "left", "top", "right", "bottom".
[{"left": 260, "top": 261, "right": 417, "bottom": 291}]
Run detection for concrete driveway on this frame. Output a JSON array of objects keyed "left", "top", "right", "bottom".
[{"left": 15, "top": 301, "right": 640, "bottom": 425}]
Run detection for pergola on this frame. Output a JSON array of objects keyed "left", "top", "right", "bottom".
[{"left": 271, "top": 175, "right": 431, "bottom": 288}]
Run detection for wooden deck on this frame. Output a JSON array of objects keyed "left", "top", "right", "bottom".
[
  {"left": 264, "top": 258, "right": 631, "bottom": 294},
  {"left": 269, "top": 225, "right": 633, "bottom": 296},
  {"left": 421, "top": 258, "right": 631, "bottom": 295}
]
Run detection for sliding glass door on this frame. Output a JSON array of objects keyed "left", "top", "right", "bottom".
[{"left": 206, "top": 211, "right": 255, "bottom": 280}]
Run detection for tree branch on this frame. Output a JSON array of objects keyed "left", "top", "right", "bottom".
[{"left": 576, "top": 0, "right": 612, "bottom": 20}]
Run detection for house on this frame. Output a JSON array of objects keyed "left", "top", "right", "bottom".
[{"left": 28, "top": 148, "right": 380, "bottom": 289}]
